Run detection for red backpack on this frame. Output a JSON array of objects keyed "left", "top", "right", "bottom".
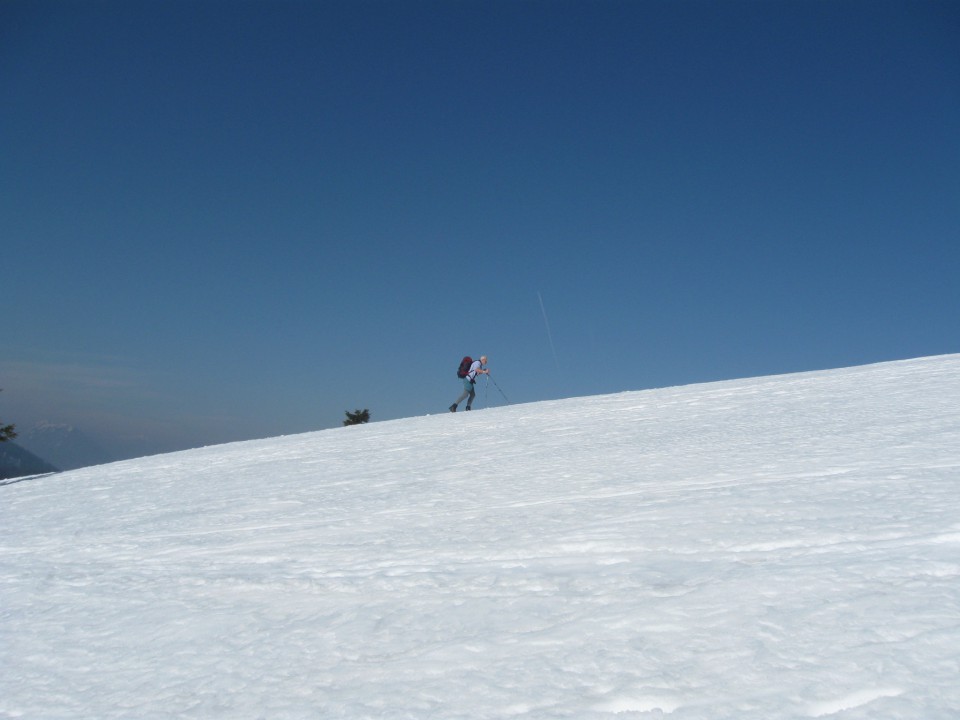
[{"left": 457, "top": 356, "right": 473, "bottom": 378}]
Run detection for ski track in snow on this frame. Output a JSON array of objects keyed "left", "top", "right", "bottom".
[{"left": 2, "top": 355, "right": 960, "bottom": 718}]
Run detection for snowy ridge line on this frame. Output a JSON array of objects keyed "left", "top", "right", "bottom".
[
  {"left": 0, "top": 471, "right": 58, "bottom": 487},
  {"left": 2, "top": 354, "right": 960, "bottom": 719}
]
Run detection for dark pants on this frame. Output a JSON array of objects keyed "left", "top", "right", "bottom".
[{"left": 453, "top": 378, "right": 475, "bottom": 408}]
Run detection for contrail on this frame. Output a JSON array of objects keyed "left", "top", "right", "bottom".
[{"left": 538, "top": 291, "right": 561, "bottom": 374}]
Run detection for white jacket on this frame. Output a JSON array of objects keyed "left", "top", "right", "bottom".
[{"left": 466, "top": 360, "right": 483, "bottom": 382}]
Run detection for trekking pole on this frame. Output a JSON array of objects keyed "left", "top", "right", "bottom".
[{"left": 488, "top": 373, "right": 510, "bottom": 403}]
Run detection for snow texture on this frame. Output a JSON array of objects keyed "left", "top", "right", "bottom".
[{"left": 2, "top": 355, "right": 959, "bottom": 719}]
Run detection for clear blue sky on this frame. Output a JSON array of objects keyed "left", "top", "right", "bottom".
[{"left": 3, "top": 0, "right": 958, "bottom": 460}]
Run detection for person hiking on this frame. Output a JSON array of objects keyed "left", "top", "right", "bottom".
[{"left": 450, "top": 355, "right": 489, "bottom": 412}]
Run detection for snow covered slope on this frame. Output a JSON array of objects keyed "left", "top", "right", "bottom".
[{"left": 2, "top": 355, "right": 959, "bottom": 719}]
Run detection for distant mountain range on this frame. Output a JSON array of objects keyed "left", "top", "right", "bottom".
[
  {"left": 0, "top": 441, "right": 59, "bottom": 481},
  {"left": 12, "top": 422, "right": 112, "bottom": 473}
]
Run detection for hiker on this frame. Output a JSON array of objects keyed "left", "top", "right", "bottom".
[{"left": 450, "top": 355, "right": 489, "bottom": 412}]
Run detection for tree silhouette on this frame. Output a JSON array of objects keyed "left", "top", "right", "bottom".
[
  {"left": 343, "top": 409, "right": 371, "bottom": 426},
  {"left": 0, "top": 389, "right": 15, "bottom": 442}
]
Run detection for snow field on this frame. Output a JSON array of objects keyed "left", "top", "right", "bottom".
[{"left": 2, "top": 355, "right": 959, "bottom": 718}]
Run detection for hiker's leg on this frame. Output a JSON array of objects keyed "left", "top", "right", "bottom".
[{"left": 453, "top": 378, "right": 473, "bottom": 407}]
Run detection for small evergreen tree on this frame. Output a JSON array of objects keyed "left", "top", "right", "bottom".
[
  {"left": 343, "top": 409, "right": 370, "bottom": 426},
  {"left": 0, "top": 389, "right": 15, "bottom": 442}
]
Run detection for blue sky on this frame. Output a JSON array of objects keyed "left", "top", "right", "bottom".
[{"left": 3, "top": 0, "right": 958, "bottom": 460}]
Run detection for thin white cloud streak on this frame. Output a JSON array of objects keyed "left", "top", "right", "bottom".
[{"left": 538, "top": 291, "right": 561, "bottom": 375}]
